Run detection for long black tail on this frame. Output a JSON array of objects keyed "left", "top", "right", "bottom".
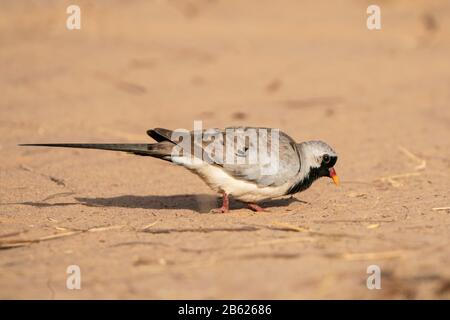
[{"left": 19, "top": 143, "right": 169, "bottom": 158}]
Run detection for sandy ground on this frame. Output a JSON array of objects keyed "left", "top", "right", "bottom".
[{"left": 0, "top": 0, "right": 449, "bottom": 299}]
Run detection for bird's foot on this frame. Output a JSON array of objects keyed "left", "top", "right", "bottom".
[
  {"left": 211, "top": 192, "right": 229, "bottom": 213},
  {"left": 247, "top": 203, "right": 268, "bottom": 212},
  {"left": 210, "top": 206, "right": 229, "bottom": 213}
]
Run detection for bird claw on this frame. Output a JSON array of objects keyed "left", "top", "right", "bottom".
[{"left": 210, "top": 206, "right": 229, "bottom": 213}]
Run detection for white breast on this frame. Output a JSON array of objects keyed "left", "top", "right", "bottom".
[{"left": 172, "top": 156, "right": 291, "bottom": 202}]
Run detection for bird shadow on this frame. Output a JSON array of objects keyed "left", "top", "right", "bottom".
[
  {"left": 11, "top": 194, "right": 304, "bottom": 213},
  {"left": 77, "top": 194, "right": 218, "bottom": 213},
  {"left": 76, "top": 194, "right": 303, "bottom": 213}
]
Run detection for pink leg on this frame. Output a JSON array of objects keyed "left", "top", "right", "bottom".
[
  {"left": 211, "top": 192, "right": 229, "bottom": 213},
  {"left": 247, "top": 203, "right": 266, "bottom": 212}
]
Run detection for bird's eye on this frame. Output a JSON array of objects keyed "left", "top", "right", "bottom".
[{"left": 323, "top": 154, "right": 330, "bottom": 163}]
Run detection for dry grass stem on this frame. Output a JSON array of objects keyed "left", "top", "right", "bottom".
[
  {"left": 398, "top": 146, "right": 427, "bottom": 170},
  {"left": 336, "top": 250, "right": 407, "bottom": 261}
]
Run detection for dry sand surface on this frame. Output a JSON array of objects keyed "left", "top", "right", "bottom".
[{"left": 1, "top": 0, "right": 449, "bottom": 299}]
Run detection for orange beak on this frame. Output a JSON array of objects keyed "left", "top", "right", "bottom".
[{"left": 329, "top": 167, "right": 340, "bottom": 186}]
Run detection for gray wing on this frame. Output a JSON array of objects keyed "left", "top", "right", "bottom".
[
  {"left": 219, "top": 127, "right": 301, "bottom": 187},
  {"left": 147, "top": 126, "right": 301, "bottom": 187}
]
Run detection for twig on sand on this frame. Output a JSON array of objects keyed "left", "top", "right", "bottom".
[
  {"left": 432, "top": 207, "right": 450, "bottom": 211},
  {"left": 376, "top": 146, "right": 426, "bottom": 187},
  {"left": 398, "top": 146, "right": 427, "bottom": 170},
  {"left": 0, "top": 225, "right": 125, "bottom": 250},
  {"left": 141, "top": 226, "right": 261, "bottom": 234},
  {"left": 378, "top": 172, "right": 421, "bottom": 187},
  {"left": 268, "top": 222, "right": 361, "bottom": 239},
  {"left": 139, "top": 221, "right": 159, "bottom": 232},
  {"left": 271, "top": 221, "right": 310, "bottom": 233},
  {"left": 0, "top": 231, "right": 82, "bottom": 249},
  {"left": 87, "top": 225, "right": 125, "bottom": 232},
  {"left": 333, "top": 250, "right": 407, "bottom": 261}
]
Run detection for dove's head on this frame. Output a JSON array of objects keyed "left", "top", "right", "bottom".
[{"left": 299, "top": 141, "right": 339, "bottom": 186}]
